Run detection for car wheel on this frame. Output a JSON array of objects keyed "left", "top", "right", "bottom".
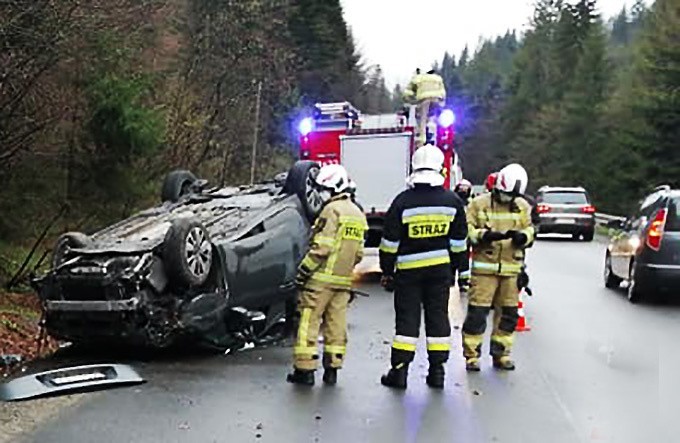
[
  {"left": 163, "top": 217, "right": 213, "bottom": 287},
  {"left": 627, "top": 260, "right": 645, "bottom": 304},
  {"left": 51, "top": 232, "right": 92, "bottom": 268},
  {"left": 583, "top": 230, "right": 595, "bottom": 242},
  {"left": 161, "top": 170, "right": 198, "bottom": 203},
  {"left": 604, "top": 252, "right": 622, "bottom": 289},
  {"left": 572, "top": 233, "right": 581, "bottom": 241},
  {"left": 283, "top": 160, "right": 322, "bottom": 221}
]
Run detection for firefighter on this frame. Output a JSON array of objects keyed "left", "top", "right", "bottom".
[
  {"left": 462, "top": 163, "right": 534, "bottom": 371},
  {"left": 379, "top": 144, "right": 468, "bottom": 389},
  {"left": 453, "top": 179, "right": 473, "bottom": 295},
  {"left": 287, "top": 164, "right": 368, "bottom": 386},
  {"left": 403, "top": 69, "right": 446, "bottom": 148}
]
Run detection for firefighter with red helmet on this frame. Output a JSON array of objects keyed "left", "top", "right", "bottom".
[
  {"left": 287, "top": 164, "right": 368, "bottom": 386},
  {"left": 462, "top": 164, "right": 535, "bottom": 371},
  {"left": 379, "top": 144, "right": 468, "bottom": 389}
]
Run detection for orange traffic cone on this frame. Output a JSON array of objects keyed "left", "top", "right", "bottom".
[{"left": 516, "top": 289, "right": 531, "bottom": 332}]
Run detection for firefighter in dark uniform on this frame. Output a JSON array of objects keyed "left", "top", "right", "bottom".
[{"left": 378, "top": 144, "right": 468, "bottom": 389}]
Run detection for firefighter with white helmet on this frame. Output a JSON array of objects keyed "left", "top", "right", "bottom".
[
  {"left": 462, "top": 163, "right": 535, "bottom": 371},
  {"left": 287, "top": 164, "right": 368, "bottom": 386},
  {"left": 379, "top": 144, "right": 468, "bottom": 389}
]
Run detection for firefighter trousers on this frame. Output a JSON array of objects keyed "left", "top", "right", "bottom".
[
  {"left": 462, "top": 274, "right": 519, "bottom": 361},
  {"left": 293, "top": 286, "right": 350, "bottom": 371},
  {"left": 391, "top": 265, "right": 452, "bottom": 367}
]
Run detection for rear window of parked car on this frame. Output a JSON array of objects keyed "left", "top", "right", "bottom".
[
  {"left": 665, "top": 197, "right": 680, "bottom": 231},
  {"left": 540, "top": 192, "right": 589, "bottom": 205}
]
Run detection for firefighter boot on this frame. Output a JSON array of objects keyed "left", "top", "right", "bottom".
[
  {"left": 381, "top": 364, "right": 408, "bottom": 389},
  {"left": 322, "top": 368, "right": 337, "bottom": 386},
  {"left": 287, "top": 369, "right": 315, "bottom": 386},
  {"left": 426, "top": 364, "right": 445, "bottom": 389},
  {"left": 465, "top": 358, "right": 481, "bottom": 372},
  {"left": 492, "top": 356, "right": 516, "bottom": 371}
]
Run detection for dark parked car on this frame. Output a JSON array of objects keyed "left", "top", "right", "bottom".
[
  {"left": 534, "top": 186, "right": 596, "bottom": 241},
  {"left": 32, "top": 161, "right": 324, "bottom": 349},
  {"left": 604, "top": 185, "right": 680, "bottom": 303}
]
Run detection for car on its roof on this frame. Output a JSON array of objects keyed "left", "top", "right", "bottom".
[
  {"left": 604, "top": 185, "right": 680, "bottom": 303},
  {"left": 32, "top": 161, "right": 324, "bottom": 349},
  {"left": 534, "top": 186, "right": 596, "bottom": 241}
]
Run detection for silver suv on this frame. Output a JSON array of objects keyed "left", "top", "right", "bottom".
[{"left": 534, "top": 186, "right": 596, "bottom": 241}]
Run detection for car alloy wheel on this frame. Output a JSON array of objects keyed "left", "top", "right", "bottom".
[
  {"left": 305, "top": 169, "right": 324, "bottom": 215},
  {"left": 185, "top": 226, "right": 212, "bottom": 279}
]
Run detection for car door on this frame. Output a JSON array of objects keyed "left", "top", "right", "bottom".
[
  {"left": 222, "top": 200, "right": 309, "bottom": 309},
  {"left": 611, "top": 202, "right": 654, "bottom": 277}
]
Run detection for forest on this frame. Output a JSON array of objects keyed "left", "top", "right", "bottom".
[{"left": 428, "top": 0, "right": 678, "bottom": 216}]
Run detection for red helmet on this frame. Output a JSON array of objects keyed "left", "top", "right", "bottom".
[{"left": 485, "top": 172, "right": 498, "bottom": 191}]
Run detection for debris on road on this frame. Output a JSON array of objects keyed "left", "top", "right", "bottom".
[
  {"left": 178, "top": 422, "right": 190, "bottom": 431},
  {"left": 472, "top": 389, "right": 482, "bottom": 396},
  {"left": 0, "top": 363, "right": 145, "bottom": 401}
]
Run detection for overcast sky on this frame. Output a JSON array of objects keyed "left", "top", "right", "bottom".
[{"left": 340, "top": 0, "right": 648, "bottom": 88}]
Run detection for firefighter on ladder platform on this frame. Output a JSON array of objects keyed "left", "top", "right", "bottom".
[
  {"left": 378, "top": 144, "right": 468, "bottom": 389},
  {"left": 287, "top": 164, "right": 368, "bottom": 387},
  {"left": 462, "top": 164, "right": 535, "bottom": 372},
  {"left": 403, "top": 68, "right": 446, "bottom": 148}
]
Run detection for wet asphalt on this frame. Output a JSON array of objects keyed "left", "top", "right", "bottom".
[{"left": 10, "top": 237, "right": 680, "bottom": 443}]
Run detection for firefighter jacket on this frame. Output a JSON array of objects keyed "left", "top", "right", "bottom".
[
  {"left": 466, "top": 193, "right": 535, "bottom": 276},
  {"left": 403, "top": 73, "right": 447, "bottom": 103},
  {"left": 379, "top": 185, "right": 468, "bottom": 276},
  {"left": 298, "top": 193, "right": 368, "bottom": 290}
]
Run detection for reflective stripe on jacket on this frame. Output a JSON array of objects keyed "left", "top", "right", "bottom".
[
  {"left": 299, "top": 194, "right": 368, "bottom": 289},
  {"left": 467, "top": 193, "right": 534, "bottom": 276},
  {"left": 379, "top": 185, "right": 468, "bottom": 275}
]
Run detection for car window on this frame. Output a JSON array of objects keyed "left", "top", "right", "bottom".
[
  {"left": 666, "top": 197, "right": 680, "bottom": 232},
  {"left": 541, "top": 192, "right": 588, "bottom": 204}
]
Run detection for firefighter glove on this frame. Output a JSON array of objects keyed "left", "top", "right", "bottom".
[
  {"left": 380, "top": 275, "right": 395, "bottom": 292},
  {"left": 507, "top": 230, "right": 528, "bottom": 247},
  {"left": 295, "top": 266, "right": 312, "bottom": 289},
  {"left": 482, "top": 230, "right": 507, "bottom": 243},
  {"left": 517, "top": 270, "right": 530, "bottom": 290}
]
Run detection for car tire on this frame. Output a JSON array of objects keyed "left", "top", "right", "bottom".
[
  {"left": 161, "top": 170, "right": 198, "bottom": 203},
  {"left": 163, "top": 217, "right": 213, "bottom": 287},
  {"left": 627, "top": 260, "right": 645, "bottom": 304},
  {"left": 604, "top": 252, "right": 622, "bottom": 289},
  {"left": 283, "top": 160, "right": 322, "bottom": 221},
  {"left": 51, "top": 232, "right": 92, "bottom": 268},
  {"left": 571, "top": 233, "right": 581, "bottom": 241},
  {"left": 583, "top": 230, "right": 595, "bottom": 242}
]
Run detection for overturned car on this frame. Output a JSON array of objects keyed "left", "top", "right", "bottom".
[{"left": 32, "top": 161, "right": 324, "bottom": 349}]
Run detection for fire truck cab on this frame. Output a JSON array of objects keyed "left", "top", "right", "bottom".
[{"left": 298, "top": 101, "right": 462, "bottom": 247}]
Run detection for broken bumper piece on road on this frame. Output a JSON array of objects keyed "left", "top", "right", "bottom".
[{"left": 0, "top": 363, "right": 145, "bottom": 402}]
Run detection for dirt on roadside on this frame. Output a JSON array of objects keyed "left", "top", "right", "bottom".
[{"left": 1, "top": 293, "right": 60, "bottom": 378}]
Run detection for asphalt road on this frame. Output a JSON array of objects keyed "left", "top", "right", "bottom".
[{"left": 8, "top": 237, "right": 680, "bottom": 443}]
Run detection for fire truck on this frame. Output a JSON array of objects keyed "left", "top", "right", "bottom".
[{"left": 298, "top": 101, "right": 463, "bottom": 247}]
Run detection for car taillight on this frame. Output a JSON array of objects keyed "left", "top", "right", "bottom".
[
  {"left": 646, "top": 208, "right": 667, "bottom": 251},
  {"left": 581, "top": 205, "right": 596, "bottom": 214},
  {"left": 537, "top": 204, "right": 551, "bottom": 214}
]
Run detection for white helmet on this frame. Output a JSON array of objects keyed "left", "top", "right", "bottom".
[
  {"left": 315, "top": 164, "right": 351, "bottom": 194},
  {"left": 409, "top": 144, "right": 445, "bottom": 187},
  {"left": 411, "top": 144, "right": 444, "bottom": 172},
  {"left": 495, "top": 163, "right": 528, "bottom": 196}
]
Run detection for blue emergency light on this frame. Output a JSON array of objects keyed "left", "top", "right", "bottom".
[
  {"left": 299, "top": 117, "right": 314, "bottom": 136},
  {"left": 438, "top": 109, "right": 456, "bottom": 127}
]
